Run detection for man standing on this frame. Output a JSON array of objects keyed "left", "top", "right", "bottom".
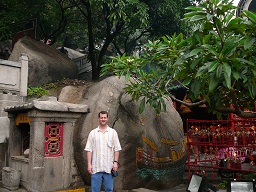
[{"left": 85, "top": 111, "right": 122, "bottom": 192}]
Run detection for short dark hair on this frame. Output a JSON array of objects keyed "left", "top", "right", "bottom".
[{"left": 98, "top": 111, "right": 108, "bottom": 118}]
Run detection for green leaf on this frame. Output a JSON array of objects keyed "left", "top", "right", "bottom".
[
  {"left": 190, "top": 57, "right": 202, "bottom": 69},
  {"left": 236, "top": 58, "right": 255, "bottom": 66},
  {"left": 156, "top": 101, "right": 161, "bottom": 114},
  {"left": 243, "top": 10, "right": 256, "bottom": 23},
  {"left": 206, "top": 13, "right": 214, "bottom": 20},
  {"left": 249, "top": 84, "right": 256, "bottom": 98},
  {"left": 191, "top": 80, "right": 201, "bottom": 97},
  {"left": 224, "top": 73, "right": 231, "bottom": 89},
  {"left": 183, "top": 76, "right": 192, "bottom": 86},
  {"left": 202, "top": 44, "right": 218, "bottom": 56},
  {"left": 223, "top": 63, "right": 231, "bottom": 77},
  {"left": 227, "top": 17, "right": 242, "bottom": 28},
  {"left": 232, "top": 70, "right": 240, "bottom": 80},
  {"left": 149, "top": 99, "right": 156, "bottom": 108},
  {"left": 209, "top": 74, "right": 220, "bottom": 92},
  {"left": 184, "top": 11, "right": 204, "bottom": 18},
  {"left": 190, "top": 15, "right": 205, "bottom": 22},
  {"left": 252, "top": 69, "right": 256, "bottom": 76},
  {"left": 176, "top": 33, "right": 184, "bottom": 44},
  {"left": 185, "top": 6, "right": 204, "bottom": 11},
  {"left": 214, "top": 17, "right": 224, "bottom": 37},
  {"left": 241, "top": 74, "right": 248, "bottom": 83},
  {"left": 139, "top": 97, "right": 146, "bottom": 114},
  {"left": 221, "top": 40, "right": 237, "bottom": 57},
  {"left": 203, "top": 34, "right": 211, "bottom": 44},
  {"left": 160, "top": 97, "right": 166, "bottom": 112},
  {"left": 193, "top": 31, "right": 203, "bottom": 44},
  {"left": 216, "top": 65, "right": 223, "bottom": 78},
  {"left": 196, "top": 63, "right": 211, "bottom": 77},
  {"left": 244, "top": 37, "right": 255, "bottom": 50},
  {"left": 189, "top": 48, "right": 202, "bottom": 57},
  {"left": 125, "top": 72, "right": 130, "bottom": 81},
  {"left": 173, "top": 57, "right": 184, "bottom": 66},
  {"left": 208, "top": 61, "right": 219, "bottom": 72}
]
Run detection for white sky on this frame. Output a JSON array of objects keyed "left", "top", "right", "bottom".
[{"left": 233, "top": 0, "right": 240, "bottom": 6}]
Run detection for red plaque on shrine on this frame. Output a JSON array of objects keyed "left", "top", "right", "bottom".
[{"left": 44, "top": 122, "right": 63, "bottom": 157}]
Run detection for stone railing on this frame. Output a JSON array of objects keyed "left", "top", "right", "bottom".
[
  {"left": 73, "top": 55, "right": 92, "bottom": 80},
  {"left": 0, "top": 54, "right": 28, "bottom": 96}
]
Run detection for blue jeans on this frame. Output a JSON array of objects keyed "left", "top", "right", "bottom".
[{"left": 91, "top": 172, "right": 114, "bottom": 192}]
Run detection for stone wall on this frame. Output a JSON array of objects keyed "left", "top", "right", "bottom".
[
  {"left": 0, "top": 54, "right": 28, "bottom": 96},
  {"left": 0, "top": 143, "right": 6, "bottom": 180},
  {"left": 0, "top": 94, "right": 23, "bottom": 117}
]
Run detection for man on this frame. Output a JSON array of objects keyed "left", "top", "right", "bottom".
[{"left": 85, "top": 111, "right": 122, "bottom": 192}]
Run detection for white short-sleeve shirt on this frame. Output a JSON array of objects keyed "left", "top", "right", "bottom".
[{"left": 84, "top": 126, "right": 122, "bottom": 174}]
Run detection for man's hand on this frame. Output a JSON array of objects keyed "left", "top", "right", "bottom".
[
  {"left": 87, "top": 151, "right": 93, "bottom": 174},
  {"left": 113, "top": 161, "right": 119, "bottom": 172},
  {"left": 88, "top": 164, "right": 93, "bottom": 174}
]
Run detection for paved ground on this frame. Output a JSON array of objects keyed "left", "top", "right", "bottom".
[
  {"left": 0, "top": 162, "right": 226, "bottom": 192},
  {"left": 0, "top": 181, "right": 226, "bottom": 192},
  {"left": 0, "top": 161, "right": 227, "bottom": 192}
]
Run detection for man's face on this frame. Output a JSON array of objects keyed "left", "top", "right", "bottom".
[{"left": 99, "top": 113, "right": 109, "bottom": 126}]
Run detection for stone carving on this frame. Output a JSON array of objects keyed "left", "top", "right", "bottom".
[
  {"left": 2, "top": 167, "right": 21, "bottom": 191},
  {"left": 68, "top": 76, "right": 187, "bottom": 190}
]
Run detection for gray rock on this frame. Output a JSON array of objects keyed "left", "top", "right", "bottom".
[
  {"left": 8, "top": 36, "right": 78, "bottom": 86},
  {"left": 58, "top": 85, "right": 88, "bottom": 104},
  {"left": 62, "top": 76, "right": 187, "bottom": 190},
  {"left": 24, "top": 149, "right": 29, "bottom": 158}
]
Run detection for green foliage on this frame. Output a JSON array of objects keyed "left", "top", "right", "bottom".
[
  {"left": 218, "top": 180, "right": 227, "bottom": 189},
  {"left": 241, "top": 173, "right": 256, "bottom": 180},
  {"left": 27, "top": 86, "right": 49, "bottom": 98},
  {"left": 0, "top": 0, "right": 84, "bottom": 45},
  {"left": 102, "top": 0, "right": 256, "bottom": 116},
  {"left": 0, "top": 0, "right": 194, "bottom": 81},
  {"left": 0, "top": 0, "right": 40, "bottom": 41},
  {"left": 102, "top": 33, "right": 184, "bottom": 114}
]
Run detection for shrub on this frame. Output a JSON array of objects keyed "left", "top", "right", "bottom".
[{"left": 27, "top": 86, "right": 49, "bottom": 98}]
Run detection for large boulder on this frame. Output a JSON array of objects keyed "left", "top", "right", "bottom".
[
  {"left": 67, "top": 76, "right": 187, "bottom": 191},
  {"left": 8, "top": 36, "right": 78, "bottom": 86}
]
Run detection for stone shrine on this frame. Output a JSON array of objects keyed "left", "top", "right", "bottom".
[{"left": 4, "top": 97, "right": 88, "bottom": 191}]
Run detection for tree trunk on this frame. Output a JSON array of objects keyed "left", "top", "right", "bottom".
[{"left": 85, "top": 1, "right": 99, "bottom": 81}]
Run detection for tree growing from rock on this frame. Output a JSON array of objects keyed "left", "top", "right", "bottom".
[{"left": 102, "top": 0, "right": 256, "bottom": 119}]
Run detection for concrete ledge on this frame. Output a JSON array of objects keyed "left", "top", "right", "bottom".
[
  {"left": 132, "top": 188, "right": 157, "bottom": 192},
  {"left": 0, "top": 188, "right": 27, "bottom": 192},
  {"left": 5, "top": 97, "right": 89, "bottom": 113},
  {"left": 56, "top": 188, "right": 86, "bottom": 192}
]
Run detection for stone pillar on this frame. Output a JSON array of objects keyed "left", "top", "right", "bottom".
[{"left": 19, "top": 54, "right": 28, "bottom": 97}]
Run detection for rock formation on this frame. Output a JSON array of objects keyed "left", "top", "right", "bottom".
[
  {"left": 8, "top": 36, "right": 78, "bottom": 86},
  {"left": 59, "top": 76, "right": 187, "bottom": 190}
]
